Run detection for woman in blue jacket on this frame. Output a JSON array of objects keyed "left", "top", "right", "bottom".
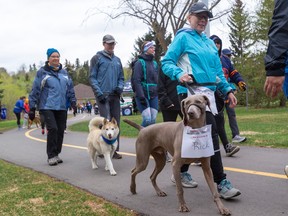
[
  {"left": 13, "top": 96, "right": 26, "bottom": 129},
  {"left": 29, "top": 48, "right": 76, "bottom": 166},
  {"left": 161, "top": 2, "right": 240, "bottom": 199}
]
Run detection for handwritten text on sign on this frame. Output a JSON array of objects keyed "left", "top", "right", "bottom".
[{"left": 181, "top": 125, "right": 214, "bottom": 158}]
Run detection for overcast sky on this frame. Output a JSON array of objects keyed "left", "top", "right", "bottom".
[{"left": 0, "top": 0, "right": 256, "bottom": 73}]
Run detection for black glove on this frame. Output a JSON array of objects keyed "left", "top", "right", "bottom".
[
  {"left": 97, "top": 95, "right": 106, "bottom": 104},
  {"left": 29, "top": 108, "right": 36, "bottom": 121},
  {"left": 120, "top": 96, "right": 125, "bottom": 103},
  {"left": 71, "top": 101, "right": 77, "bottom": 112},
  {"left": 139, "top": 97, "right": 147, "bottom": 107},
  {"left": 114, "top": 87, "right": 122, "bottom": 96}
]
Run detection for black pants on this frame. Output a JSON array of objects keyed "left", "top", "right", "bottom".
[
  {"left": 179, "top": 93, "right": 226, "bottom": 184},
  {"left": 41, "top": 110, "right": 67, "bottom": 159},
  {"left": 214, "top": 111, "right": 230, "bottom": 150},
  {"left": 161, "top": 109, "right": 183, "bottom": 122},
  {"left": 14, "top": 112, "right": 21, "bottom": 127}
]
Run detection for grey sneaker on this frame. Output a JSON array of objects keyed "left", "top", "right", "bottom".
[
  {"left": 47, "top": 157, "right": 58, "bottom": 166},
  {"left": 171, "top": 172, "right": 198, "bottom": 188},
  {"left": 218, "top": 179, "right": 241, "bottom": 199},
  {"left": 232, "top": 135, "right": 246, "bottom": 143},
  {"left": 284, "top": 165, "right": 288, "bottom": 178},
  {"left": 55, "top": 156, "right": 63, "bottom": 163},
  {"left": 225, "top": 143, "right": 240, "bottom": 157}
]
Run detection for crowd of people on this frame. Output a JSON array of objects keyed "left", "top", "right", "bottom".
[{"left": 11, "top": 0, "right": 287, "bottom": 187}]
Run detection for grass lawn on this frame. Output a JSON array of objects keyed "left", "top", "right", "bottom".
[{"left": 70, "top": 106, "right": 288, "bottom": 148}]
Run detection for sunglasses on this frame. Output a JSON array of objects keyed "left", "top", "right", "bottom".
[{"left": 193, "top": 14, "right": 209, "bottom": 21}]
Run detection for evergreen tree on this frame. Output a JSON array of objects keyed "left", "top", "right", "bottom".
[
  {"left": 77, "top": 61, "right": 90, "bottom": 85},
  {"left": 254, "top": 0, "right": 274, "bottom": 50},
  {"left": 227, "top": 0, "right": 254, "bottom": 64}
]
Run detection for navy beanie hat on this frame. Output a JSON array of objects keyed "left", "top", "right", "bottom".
[{"left": 46, "top": 48, "right": 60, "bottom": 59}]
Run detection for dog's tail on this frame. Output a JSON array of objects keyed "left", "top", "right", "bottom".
[
  {"left": 123, "top": 119, "right": 143, "bottom": 131},
  {"left": 88, "top": 116, "right": 105, "bottom": 132}
]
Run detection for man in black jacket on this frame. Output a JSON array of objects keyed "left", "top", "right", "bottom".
[{"left": 264, "top": 0, "right": 288, "bottom": 177}]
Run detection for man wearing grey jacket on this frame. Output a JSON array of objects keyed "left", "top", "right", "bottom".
[{"left": 89, "top": 34, "right": 124, "bottom": 159}]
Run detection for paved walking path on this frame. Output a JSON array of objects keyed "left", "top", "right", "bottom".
[{"left": 0, "top": 114, "right": 287, "bottom": 216}]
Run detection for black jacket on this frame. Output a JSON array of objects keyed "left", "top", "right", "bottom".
[
  {"left": 158, "top": 69, "right": 180, "bottom": 111},
  {"left": 131, "top": 54, "right": 158, "bottom": 99},
  {"left": 264, "top": 0, "right": 288, "bottom": 76}
]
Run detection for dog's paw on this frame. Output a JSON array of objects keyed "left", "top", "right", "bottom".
[
  {"left": 219, "top": 207, "right": 231, "bottom": 216},
  {"left": 92, "top": 164, "right": 98, "bottom": 169},
  {"left": 178, "top": 204, "right": 190, "bottom": 212},
  {"left": 110, "top": 171, "right": 117, "bottom": 176},
  {"left": 156, "top": 191, "right": 167, "bottom": 197}
]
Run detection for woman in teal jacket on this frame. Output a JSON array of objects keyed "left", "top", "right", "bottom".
[{"left": 161, "top": 2, "right": 240, "bottom": 199}]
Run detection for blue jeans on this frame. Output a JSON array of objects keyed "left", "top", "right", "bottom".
[{"left": 135, "top": 96, "right": 158, "bottom": 127}]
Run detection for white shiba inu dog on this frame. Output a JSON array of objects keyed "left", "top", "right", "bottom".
[{"left": 87, "top": 116, "right": 119, "bottom": 176}]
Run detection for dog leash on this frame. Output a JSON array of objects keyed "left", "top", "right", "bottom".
[{"left": 183, "top": 75, "right": 216, "bottom": 95}]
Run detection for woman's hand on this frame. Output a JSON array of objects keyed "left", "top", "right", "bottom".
[
  {"left": 227, "top": 92, "right": 237, "bottom": 108},
  {"left": 179, "top": 73, "right": 193, "bottom": 83}
]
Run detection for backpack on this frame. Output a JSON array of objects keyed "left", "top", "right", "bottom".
[{"left": 131, "top": 58, "right": 158, "bottom": 94}]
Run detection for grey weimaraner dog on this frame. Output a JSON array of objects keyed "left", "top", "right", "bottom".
[{"left": 123, "top": 94, "right": 231, "bottom": 215}]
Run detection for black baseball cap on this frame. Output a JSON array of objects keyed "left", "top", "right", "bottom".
[{"left": 189, "top": 2, "right": 213, "bottom": 18}]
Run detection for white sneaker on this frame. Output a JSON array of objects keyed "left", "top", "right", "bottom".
[
  {"left": 284, "top": 165, "right": 288, "bottom": 178},
  {"left": 232, "top": 135, "right": 246, "bottom": 143},
  {"left": 171, "top": 172, "right": 198, "bottom": 188}
]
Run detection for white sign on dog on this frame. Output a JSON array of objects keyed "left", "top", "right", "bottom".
[{"left": 181, "top": 125, "right": 214, "bottom": 158}]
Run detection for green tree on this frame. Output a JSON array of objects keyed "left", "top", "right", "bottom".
[
  {"left": 226, "top": 0, "right": 255, "bottom": 106},
  {"left": 77, "top": 61, "right": 90, "bottom": 85}
]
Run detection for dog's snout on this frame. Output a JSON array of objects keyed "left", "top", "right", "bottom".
[{"left": 187, "top": 105, "right": 201, "bottom": 119}]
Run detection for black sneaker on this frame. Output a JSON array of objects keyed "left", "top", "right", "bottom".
[
  {"left": 113, "top": 152, "right": 122, "bottom": 159},
  {"left": 225, "top": 143, "right": 240, "bottom": 157}
]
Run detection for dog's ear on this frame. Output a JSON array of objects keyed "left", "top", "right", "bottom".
[
  {"left": 203, "top": 95, "right": 211, "bottom": 111},
  {"left": 111, "top": 117, "right": 118, "bottom": 126},
  {"left": 181, "top": 98, "right": 188, "bottom": 126}
]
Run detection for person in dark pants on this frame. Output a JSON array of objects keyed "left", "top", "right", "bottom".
[
  {"left": 158, "top": 68, "right": 183, "bottom": 163},
  {"left": 263, "top": 0, "right": 288, "bottom": 177},
  {"left": 29, "top": 48, "right": 77, "bottom": 166},
  {"left": 13, "top": 96, "right": 26, "bottom": 130},
  {"left": 89, "top": 34, "right": 124, "bottom": 159},
  {"left": 161, "top": 2, "right": 241, "bottom": 199}
]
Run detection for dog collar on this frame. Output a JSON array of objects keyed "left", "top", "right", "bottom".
[{"left": 101, "top": 135, "right": 117, "bottom": 145}]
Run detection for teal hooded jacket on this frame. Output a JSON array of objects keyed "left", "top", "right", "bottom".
[{"left": 161, "top": 28, "right": 232, "bottom": 96}]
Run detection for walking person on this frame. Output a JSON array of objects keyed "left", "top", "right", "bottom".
[
  {"left": 89, "top": 34, "right": 124, "bottom": 159},
  {"left": 221, "top": 48, "right": 247, "bottom": 143},
  {"left": 13, "top": 96, "right": 26, "bottom": 130},
  {"left": 263, "top": 0, "right": 288, "bottom": 177},
  {"left": 22, "top": 98, "right": 30, "bottom": 129},
  {"left": 29, "top": 48, "right": 77, "bottom": 166},
  {"left": 161, "top": 2, "right": 241, "bottom": 199},
  {"left": 158, "top": 69, "right": 182, "bottom": 163},
  {"left": 131, "top": 41, "right": 159, "bottom": 127},
  {"left": 210, "top": 34, "right": 247, "bottom": 156}
]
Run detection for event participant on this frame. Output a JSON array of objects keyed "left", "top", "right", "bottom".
[
  {"left": 131, "top": 41, "right": 159, "bottom": 127},
  {"left": 13, "top": 96, "right": 26, "bottom": 130},
  {"left": 263, "top": 0, "right": 288, "bottom": 178},
  {"left": 161, "top": 2, "right": 241, "bottom": 198},
  {"left": 29, "top": 48, "right": 77, "bottom": 166},
  {"left": 89, "top": 34, "right": 124, "bottom": 159}
]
